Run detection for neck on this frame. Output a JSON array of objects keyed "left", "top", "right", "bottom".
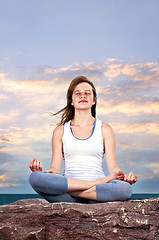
[{"left": 72, "top": 109, "right": 95, "bottom": 126}]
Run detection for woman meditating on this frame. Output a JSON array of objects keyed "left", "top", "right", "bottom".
[{"left": 29, "top": 76, "right": 137, "bottom": 203}]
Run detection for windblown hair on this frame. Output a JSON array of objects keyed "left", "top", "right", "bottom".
[{"left": 53, "top": 76, "right": 97, "bottom": 125}]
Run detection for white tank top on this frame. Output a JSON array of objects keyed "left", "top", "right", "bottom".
[{"left": 62, "top": 118, "right": 105, "bottom": 180}]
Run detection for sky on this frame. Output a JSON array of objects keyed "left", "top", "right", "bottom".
[{"left": 0, "top": 0, "right": 159, "bottom": 194}]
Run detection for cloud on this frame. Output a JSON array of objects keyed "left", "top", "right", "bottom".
[
  {"left": 148, "top": 163, "right": 159, "bottom": 167},
  {"left": 0, "top": 110, "right": 21, "bottom": 124},
  {"left": 0, "top": 93, "right": 10, "bottom": 101},
  {"left": 97, "top": 99, "right": 159, "bottom": 116},
  {"left": 0, "top": 57, "right": 9, "bottom": 66},
  {"left": 111, "top": 122, "right": 159, "bottom": 135},
  {"left": 104, "top": 63, "right": 138, "bottom": 78},
  {"left": 103, "top": 61, "right": 159, "bottom": 81},
  {"left": 0, "top": 58, "right": 159, "bottom": 193},
  {"left": 0, "top": 171, "right": 22, "bottom": 188},
  {"left": 118, "top": 148, "right": 159, "bottom": 168}
]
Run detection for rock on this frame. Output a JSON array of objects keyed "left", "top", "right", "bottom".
[{"left": 0, "top": 198, "right": 159, "bottom": 240}]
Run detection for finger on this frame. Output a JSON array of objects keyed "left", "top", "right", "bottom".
[
  {"left": 131, "top": 174, "right": 137, "bottom": 183},
  {"left": 130, "top": 175, "right": 138, "bottom": 184},
  {"left": 35, "top": 160, "right": 40, "bottom": 170},
  {"left": 39, "top": 162, "right": 43, "bottom": 171},
  {"left": 31, "top": 158, "right": 36, "bottom": 165},
  {"left": 30, "top": 158, "right": 39, "bottom": 171},
  {"left": 30, "top": 159, "right": 33, "bottom": 164},
  {"left": 127, "top": 173, "right": 131, "bottom": 182},
  {"left": 29, "top": 160, "right": 33, "bottom": 169},
  {"left": 29, "top": 159, "right": 35, "bottom": 170},
  {"left": 134, "top": 175, "right": 138, "bottom": 182},
  {"left": 130, "top": 176, "right": 135, "bottom": 184},
  {"left": 121, "top": 174, "right": 125, "bottom": 180},
  {"left": 124, "top": 174, "right": 127, "bottom": 182},
  {"left": 128, "top": 171, "right": 133, "bottom": 181},
  {"left": 129, "top": 174, "right": 134, "bottom": 184},
  {"left": 37, "top": 160, "right": 42, "bottom": 170},
  {"left": 33, "top": 159, "right": 38, "bottom": 170},
  {"left": 128, "top": 171, "right": 133, "bottom": 178}
]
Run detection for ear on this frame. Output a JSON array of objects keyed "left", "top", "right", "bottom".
[{"left": 92, "top": 98, "right": 96, "bottom": 105}]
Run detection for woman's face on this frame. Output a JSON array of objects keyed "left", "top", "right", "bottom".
[{"left": 71, "top": 82, "right": 96, "bottom": 110}]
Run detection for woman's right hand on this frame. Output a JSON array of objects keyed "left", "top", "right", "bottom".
[{"left": 29, "top": 158, "right": 43, "bottom": 172}]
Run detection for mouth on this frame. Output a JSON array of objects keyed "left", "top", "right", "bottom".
[{"left": 79, "top": 100, "right": 88, "bottom": 103}]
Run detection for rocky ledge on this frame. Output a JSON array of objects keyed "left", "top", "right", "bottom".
[{"left": 0, "top": 198, "right": 159, "bottom": 240}]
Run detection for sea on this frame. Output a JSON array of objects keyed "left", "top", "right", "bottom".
[{"left": 0, "top": 194, "right": 159, "bottom": 205}]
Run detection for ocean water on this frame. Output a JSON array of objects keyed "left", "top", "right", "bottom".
[{"left": 0, "top": 193, "right": 159, "bottom": 205}]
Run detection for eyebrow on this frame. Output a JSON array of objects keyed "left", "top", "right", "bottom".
[{"left": 74, "top": 90, "right": 91, "bottom": 92}]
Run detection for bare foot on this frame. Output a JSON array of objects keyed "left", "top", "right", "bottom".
[{"left": 96, "top": 169, "right": 125, "bottom": 185}]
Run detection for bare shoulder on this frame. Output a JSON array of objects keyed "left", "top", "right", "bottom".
[
  {"left": 102, "top": 122, "right": 114, "bottom": 132},
  {"left": 102, "top": 122, "right": 114, "bottom": 139},
  {"left": 52, "top": 124, "right": 64, "bottom": 139}
]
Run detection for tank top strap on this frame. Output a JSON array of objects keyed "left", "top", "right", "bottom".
[
  {"left": 93, "top": 119, "right": 103, "bottom": 138},
  {"left": 63, "top": 120, "right": 71, "bottom": 141},
  {"left": 63, "top": 120, "right": 71, "bottom": 132}
]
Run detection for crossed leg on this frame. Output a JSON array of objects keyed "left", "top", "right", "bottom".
[
  {"left": 29, "top": 171, "right": 132, "bottom": 203},
  {"left": 69, "top": 180, "right": 132, "bottom": 201}
]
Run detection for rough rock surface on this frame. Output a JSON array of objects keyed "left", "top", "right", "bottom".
[{"left": 0, "top": 198, "right": 158, "bottom": 240}]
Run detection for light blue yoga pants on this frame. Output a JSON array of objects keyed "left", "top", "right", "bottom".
[{"left": 29, "top": 171, "right": 132, "bottom": 203}]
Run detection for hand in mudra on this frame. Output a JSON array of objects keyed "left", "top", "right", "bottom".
[
  {"left": 111, "top": 168, "right": 125, "bottom": 181},
  {"left": 111, "top": 169, "right": 137, "bottom": 184},
  {"left": 124, "top": 171, "right": 137, "bottom": 185},
  {"left": 29, "top": 158, "right": 43, "bottom": 172},
  {"left": 29, "top": 158, "right": 59, "bottom": 174}
]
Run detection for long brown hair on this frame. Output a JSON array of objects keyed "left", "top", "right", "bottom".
[{"left": 53, "top": 76, "right": 97, "bottom": 125}]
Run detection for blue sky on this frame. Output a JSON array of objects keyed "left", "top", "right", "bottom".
[{"left": 0, "top": 0, "right": 159, "bottom": 194}]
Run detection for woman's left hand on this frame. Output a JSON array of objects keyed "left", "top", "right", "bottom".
[{"left": 124, "top": 171, "right": 137, "bottom": 184}]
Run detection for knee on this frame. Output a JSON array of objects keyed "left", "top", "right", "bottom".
[
  {"left": 117, "top": 181, "right": 132, "bottom": 200},
  {"left": 29, "top": 171, "right": 37, "bottom": 188},
  {"left": 29, "top": 171, "right": 68, "bottom": 195},
  {"left": 29, "top": 171, "right": 44, "bottom": 188}
]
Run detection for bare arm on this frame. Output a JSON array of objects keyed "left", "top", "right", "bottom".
[
  {"left": 102, "top": 122, "right": 137, "bottom": 184},
  {"left": 102, "top": 122, "right": 120, "bottom": 173},
  {"left": 29, "top": 125, "right": 64, "bottom": 174},
  {"left": 47, "top": 125, "right": 64, "bottom": 174}
]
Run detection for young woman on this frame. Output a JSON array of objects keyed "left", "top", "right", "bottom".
[{"left": 29, "top": 76, "right": 137, "bottom": 203}]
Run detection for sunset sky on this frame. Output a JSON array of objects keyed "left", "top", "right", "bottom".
[{"left": 0, "top": 0, "right": 159, "bottom": 194}]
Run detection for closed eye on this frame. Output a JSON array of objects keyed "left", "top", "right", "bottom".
[
  {"left": 74, "top": 91, "right": 91, "bottom": 96},
  {"left": 85, "top": 92, "right": 91, "bottom": 95}
]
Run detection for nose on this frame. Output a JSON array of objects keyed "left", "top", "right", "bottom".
[{"left": 80, "top": 92, "right": 86, "bottom": 98}]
